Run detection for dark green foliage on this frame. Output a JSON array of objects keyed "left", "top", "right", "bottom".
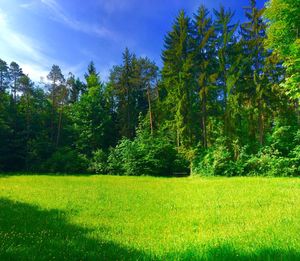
[
  {"left": 70, "top": 73, "right": 113, "bottom": 155},
  {"left": 67, "top": 73, "right": 86, "bottom": 103},
  {"left": 42, "top": 148, "right": 88, "bottom": 174},
  {"left": 161, "top": 10, "right": 197, "bottom": 148},
  {"left": 194, "top": 136, "right": 300, "bottom": 177},
  {"left": 9, "top": 61, "right": 23, "bottom": 102},
  {"left": 107, "top": 119, "right": 188, "bottom": 176},
  {"left": 88, "top": 149, "right": 108, "bottom": 174},
  {"left": 0, "top": 59, "right": 10, "bottom": 92},
  {"left": 193, "top": 138, "right": 236, "bottom": 176},
  {"left": 107, "top": 136, "right": 175, "bottom": 176},
  {"left": 0, "top": 92, "right": 12, "bottom": 171},
  {"left": 108, "top": 49, "right": 158, "bottom": 139}
]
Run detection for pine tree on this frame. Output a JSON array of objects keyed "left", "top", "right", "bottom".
[
  {"left": 161, "top": 10, "right": 196, "bottom": 148},
  {"left": 214, "top": 6, "right": 239, "bottom": 139},
  {"left": 18, "top": 75, "right": 34, "bottom": 169},
  {"left": 71, "top": 64, "right": 113, "bottom": 155},
  {"left": 241, "top": 0, "right": 270, "bottom": 146},
  {"left": 67, "top": 73, "right": 86, "bottom": 103},
  {"left": 109, "top": 49, "right": 158, "bottom": 139},
  {"left": 9, "top": 62, "right": 23, "bottom": 102},
  {"left": 109, "top": 48, "right": 134, "bottom": 138},
  {"left": 193, "top": 5, "right": 217, "bottom": 148},
  {"left": 47, "top": 65, "right": 65, "bottom": 144},
  {"left": 0, "top": 59, "right": 10, "bottom": 92}
]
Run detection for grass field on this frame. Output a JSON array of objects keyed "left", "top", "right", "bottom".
[{"left": 0, "top": 175, "right": 299, "bottom": 260}]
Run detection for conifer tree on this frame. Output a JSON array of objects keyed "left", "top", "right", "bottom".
[
  {"left": 161, "top": 10, "right": 196, "bottom": 148},
  {"left": 47, "top": 65, "right": 65, "bottom": 144},
  {"left": 9, "top": 62, "right": 23, "bottom": 102},
  {"left": 214, "top": 7, "right": 239, "bottom": 139},
  {"left": 193, "top": 5, "right": 217, "bottom": 148},
  {"left": 240, "top": 0, "right": 271, "bottom": 146},
  {"left": 0, "top": 59, "right": 10, "bottom": 92}
]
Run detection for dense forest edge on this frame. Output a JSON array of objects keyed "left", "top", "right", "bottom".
[{"left": 0, "top": 0, "right": 299, "bottom": 176}]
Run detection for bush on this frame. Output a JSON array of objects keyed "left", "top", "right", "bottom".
[
  {"left": 243, "top": 147, "right": 297, "bottom": 177},
  {"left": 193, "top": 131, "right": 300, "bottom": 177},
  {"left": 42, "top": 148, "right": 88, "bottom": 174},
  {"left": 88, "top": 149, "right": 108, "bottom": 174},
  {"left": 107, "top": 133, "right": 188, "bottom": 176},
  {"left": 193, "top": 138, "right": 238, "bottom": 176},
  {"left": 289, "top": 145, "right": 300, "bottom": 175}
]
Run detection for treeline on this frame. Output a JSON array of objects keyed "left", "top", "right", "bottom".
[{"left": 0, "top": 0, "right": 299, "bottom": 176}]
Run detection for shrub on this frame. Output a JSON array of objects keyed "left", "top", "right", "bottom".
[
  {"left": 241, "top": 146, "right": 298, "bottom": 177},
  {"left": 193, "top": 135, "right": 300, "bottom": 177},
  {"left": 88, "top": 149, "right": 108, "bottom": 174},
  {"left": 289, "top": 145, "right": 300, "bottom": 176},
  {"left": 107, "top": 132, "right": 188, "bottom": 176},
  {"left": 42, "top": 148, "right": 88, "bottom": 174},
  {"left": 193, "top": 137, "right": 238, "bottom": 176}
]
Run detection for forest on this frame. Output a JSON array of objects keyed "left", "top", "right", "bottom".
[{"left": 0, "top": 0, "right": 299, "bottom": 176}]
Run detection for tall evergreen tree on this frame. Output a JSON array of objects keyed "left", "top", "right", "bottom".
[
  {"left": 161, "top": 10, "right": 196, "bottom": 148},
  {"left": 66, "top": 73, "right": 86, "bottom": 104},
  {"left": 193, "top": 5, "right": 217, "bottom": 148},
  {"left": 71, "top": 65, "right": 113, "bottom": 155},
  {"left": 132, "top": 57, "right": 158, "bottom": 134},
  {"left": 240, "top": 0, "right": 271, "bottom": 146},
  {"left": 47, "top": 65, "right": 65, "bottom": 144},
  {"left": 0, "top": 59, "right": 10, "bottom": 92},
  {"left": 109, "top": 49, "right": 158, "bottom": 139},
  {"left": 18, "top": 75, "right": 34, "bottom": 169},
  {"left": 214, "top": 6, "right": 240, "bottom": 139},
  {"left": 9, "top": 62, "right": 23, "bottom": 102}
]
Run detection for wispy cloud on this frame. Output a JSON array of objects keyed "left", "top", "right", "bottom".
[
  {"left": 96, "top": 0, "right": 137, "bottom": 14},
  {"left": 0, "top": 9, "right": 48, "bottom": 80},
  {"left": 0, "top": 11, "right": 38, "bottom": 58},
  {"left": 0, "top": 8, "right": 83, "bottom": 82},
  {"left": 40, "top": 0, "right": 115, "bottom": 39}
]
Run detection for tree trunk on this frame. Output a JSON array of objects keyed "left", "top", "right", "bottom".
[
  {"left": 13, "top": 77, "right": 17, "bottom": 103},
  {"left": 56, "top": 106, "right": 63, "bottom": 147},
  {"left": 126, "top": 86, "right": 131, "bottom": 138},
  {"left": 0, "top": 72, "right": 3, "bottom": 92},
  {"left": 258, "top": 100, "right": 264, "bottom": 146},
  {"left": 147, "top": 85, "right": 153, "bottom": 135},
  {"left": 51, "top": 82, "right": 56, "bottom": 144},
  {"left": 25, "top": 93, "right": 30, "bottom": 171},
  {"left": 202, "top": 90, "right": 207, "bottom": 148}
]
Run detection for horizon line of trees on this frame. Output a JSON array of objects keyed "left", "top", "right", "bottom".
[{"left": 0, "top": 0, "right": 299, "bottom": 176}]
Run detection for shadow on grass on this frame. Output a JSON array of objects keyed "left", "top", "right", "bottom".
[
  {"left": 0, "top": 198, "right": 151, "bottom": 260},
  {"left": 0, "top": 198, "right": 299, "bottom": 261}
]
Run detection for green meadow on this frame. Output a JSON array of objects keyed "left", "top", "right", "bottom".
[{"left": 0, "top": 175, "right": 299, "bottom": 260}]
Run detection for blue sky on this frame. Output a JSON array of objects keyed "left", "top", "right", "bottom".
[{"left": 0, "top": 0, "right": 266, "bottom": 82}]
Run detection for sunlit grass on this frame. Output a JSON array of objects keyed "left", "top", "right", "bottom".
[{"left": 0, "top": 175, "right": 299, "bottom": 260}]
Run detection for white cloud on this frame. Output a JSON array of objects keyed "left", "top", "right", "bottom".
[
  {"left": 0, "top": 9, "right": 48, "bottom": 81},
  {"left": 40, "top": 0, "right": 115, "bottom": 39},
  {"left": 0, "top": 8, "right": 82, "bottom": 82},
  {"left": 21, "top": 63, "right": 49, "bottom": 83},
  {"left": 19, "top": 1, "right": 37, "bottom": 9}
]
